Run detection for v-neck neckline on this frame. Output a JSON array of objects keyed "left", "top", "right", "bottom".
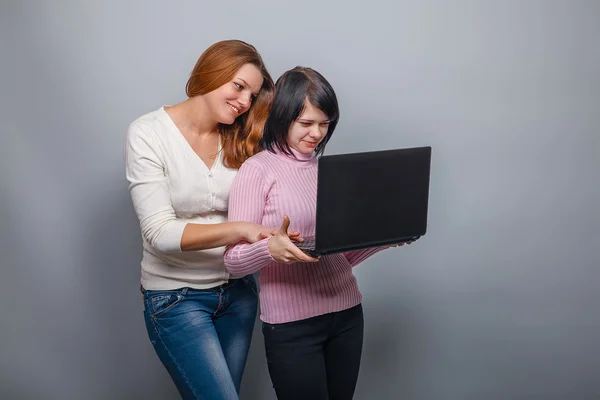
[{"left": 161, "top": 105, "right": 222, "bottom": 172}]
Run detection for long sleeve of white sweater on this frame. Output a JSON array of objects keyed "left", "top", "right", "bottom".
[{"left": 125, "top": 121, "right": 187, "bottom": 253}]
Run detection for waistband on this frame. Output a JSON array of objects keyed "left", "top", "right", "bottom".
[{"left": 140, "top": 278, "right": 246, "bottom": 294}]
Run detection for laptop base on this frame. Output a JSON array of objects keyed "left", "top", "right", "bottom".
[{"left": 295, "top": 235, "right": 421, "bottom": 257}]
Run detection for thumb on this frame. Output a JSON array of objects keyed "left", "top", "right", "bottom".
[{"left": 279, "top": 215, "right": 291, "bottom": 236}]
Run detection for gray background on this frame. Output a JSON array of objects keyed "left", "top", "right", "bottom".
[{"left": 1, "top": 1, "right": 599, "bottom": 399}]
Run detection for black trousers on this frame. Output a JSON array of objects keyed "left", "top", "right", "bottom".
[{"left": 262, "top": 304, "right": 364, "bottom": 400}]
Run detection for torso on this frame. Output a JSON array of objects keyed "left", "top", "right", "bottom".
[
  {"left": 126, "top": 106, "right": 239, "bottom": 290},
  {"left": 241, "top": 150, "right": 362, "bottom": 324}
]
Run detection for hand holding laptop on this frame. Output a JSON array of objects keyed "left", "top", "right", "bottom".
[{"left": 267, "top": 215, "right": 320, "bottom": 264}]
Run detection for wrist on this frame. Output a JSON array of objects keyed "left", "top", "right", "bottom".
[
  {"left": 231, "top": 222, "right": 248, "bottom": 242},
  {"left": 265, "top": 236, "right": 276, "bottom": 261}
]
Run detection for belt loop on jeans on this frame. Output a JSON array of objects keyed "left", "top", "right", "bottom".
[{"left": 181, "top": 287, "right": 189, "bottom": 296}]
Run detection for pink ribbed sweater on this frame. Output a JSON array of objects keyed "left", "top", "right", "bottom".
[{"left": 224, "top": 148, "right": 386, "bottom": 324}]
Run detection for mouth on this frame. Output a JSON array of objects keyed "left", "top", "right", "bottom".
[
  {"left": 303, "top": 141, "right": 318, "bottom": 148},
  {"left": 227, "top": 102, "right": 240, "bottom": 115}
]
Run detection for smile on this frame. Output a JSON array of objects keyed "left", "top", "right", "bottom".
[{"left": 227, "top": 102, "right": 240, "bottom": 114}]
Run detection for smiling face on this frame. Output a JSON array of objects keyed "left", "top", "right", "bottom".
[
  {"left": 287, "top": 100, "right": 331, "bottom": 155},
  {"left": 204, "top": 63, "right": 264, "bottom": 125}
]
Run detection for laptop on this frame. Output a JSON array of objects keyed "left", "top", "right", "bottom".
[{"left": 295, "top": 146, "right": 432, "bottom": 257}]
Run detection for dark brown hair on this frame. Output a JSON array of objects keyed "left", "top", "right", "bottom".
[{"left": 261, "top": 66, "right": 339, "bottom": 157}]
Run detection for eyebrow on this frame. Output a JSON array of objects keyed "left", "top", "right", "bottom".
[
  {"left": 297, "top": 118, "right": 330, "bottom": 123},
  {"left": 237, "top": 78, "right": 260, "bottom": 95}
]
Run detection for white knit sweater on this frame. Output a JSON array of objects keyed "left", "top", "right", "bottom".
[{"left": 125, "top": 106, "right": 238, "bottom": 290}]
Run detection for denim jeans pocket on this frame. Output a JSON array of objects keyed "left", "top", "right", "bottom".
[{"left": 147, "top": 291, "right": 184, "bottom": 319}]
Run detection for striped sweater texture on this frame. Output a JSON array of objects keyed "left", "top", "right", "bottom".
[{"left": 224, "top": 148, "right": 385, "bottom": 324}]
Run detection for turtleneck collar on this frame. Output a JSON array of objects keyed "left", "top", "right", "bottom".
[
  {"left": 288, "top": 146, "right": 314, "bottom": 161},
  {"left": 270, "top": 144, "right": 317, "bottom": 166}
]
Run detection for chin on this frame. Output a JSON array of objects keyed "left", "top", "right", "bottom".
[{"left": 220, "top": 114, "right": 237, "bottom": 125}]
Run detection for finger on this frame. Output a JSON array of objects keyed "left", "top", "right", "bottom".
[
  {"left": 279, "top": 254, "right": 294, "bottom": 264},
  {"left": 279, "top": 215, "right": 291, "bottom": 236},
  {"left": 288, "top": 232, "right": 304, "bottom": 242},
  {"left": 289, "top": 246, "right": 319, "bottom": 263}
]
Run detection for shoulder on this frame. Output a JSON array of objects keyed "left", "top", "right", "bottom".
[
  {"left": 233, "top": 151, "right": 281, "bottom": 187},
  {"left": 124, "top": 108, "right": 173, "bottom": 166},
  {"left": 129, "top": 107, "right": 163, "bottom": 130},
  {"left": 127, "top": 107, "right": 169, "bottom": 143},
  {"left": 239, "top": 150, "right": 276, "bottom": 174}
]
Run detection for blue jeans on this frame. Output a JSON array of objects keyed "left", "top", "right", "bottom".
[{"left": 142, "top": 276, "right": 259, "bottom": 400}]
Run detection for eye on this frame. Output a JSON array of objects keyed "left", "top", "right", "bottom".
[
  {"left": 320, "top": 122, "right": 330, "bottom": 127},
  {"left": 234, "top": 82, "right": 243, "bottom": 90},
  {"left": 299, "top": 122, "right": 311, "bottom": 127},
  {"left": 250, "top": 94, "right": 257, "bottom": 102}
]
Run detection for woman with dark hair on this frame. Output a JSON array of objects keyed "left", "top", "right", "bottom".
[
  {"left": 224, "top": 66, "right": 402, "bottom": 400},
  {"left": 125, "top": 40, "right": 300, "bottom": 400}
]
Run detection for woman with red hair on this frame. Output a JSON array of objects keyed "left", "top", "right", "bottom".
[{"left": 125, "top": 40, "right": 290, "bottom": 399}]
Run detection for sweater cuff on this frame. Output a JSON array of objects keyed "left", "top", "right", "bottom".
[
  {"left": 225, "top": 237, "right": 276, "bottom": 276},
  {"left": 245, "top": 237, "right": 276, "bottom": 268},
  {"left": 157, "top": 221, "right": 187, "bottom": 252}
]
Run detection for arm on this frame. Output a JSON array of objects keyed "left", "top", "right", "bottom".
[
  {"left": 125, "top": 123, "right": 266, "bottom": 253},
  {"left": 344, "top": 240, "right": 415, "bottom": 267},
  {"left": 343, "top": 247, "right": 388, "bottom": 267},
  {"left": 223, "top": 164, "right": 275, "bottom": 275}
]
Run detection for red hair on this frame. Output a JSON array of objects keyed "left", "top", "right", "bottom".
[{"left": 186, "top": 40, "right": 274, "bottom": 169}]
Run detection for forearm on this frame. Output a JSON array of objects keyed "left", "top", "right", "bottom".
[
  {"left": 180, "top": 222, "right": 245, "bottom": 251},
  {"left": 224, "top": 239, "right": 274, "bottom": 276},
  {"left": 222, "top": 161, "right": 275, "bottom": 272},
  {"left": 344, "top": 246, "right": 388, "bottom": 267}
]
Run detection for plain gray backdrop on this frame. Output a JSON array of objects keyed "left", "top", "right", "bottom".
[{"left": 1, "top": 1, "right": 599, "bottom": 399}]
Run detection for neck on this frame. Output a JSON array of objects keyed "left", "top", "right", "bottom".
[{"left": 166, "top": 97, "right": 219, "bottom": 137}]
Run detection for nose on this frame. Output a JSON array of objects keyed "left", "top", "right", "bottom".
[
  {"left": 238, "top": 91, "right": 252, "bottom": 108},
  {"left": 308, "top": 126, "right": 323, "bottom": 140}
]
